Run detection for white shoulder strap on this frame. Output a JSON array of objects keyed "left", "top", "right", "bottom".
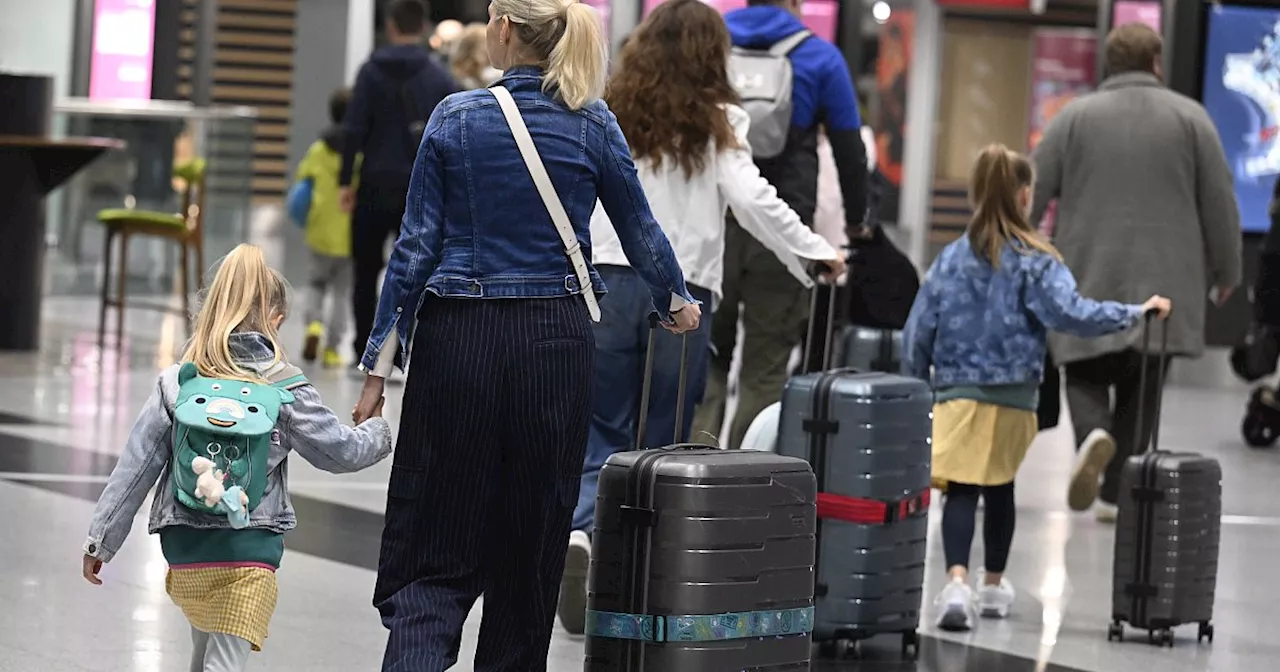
[
  {"left": 770, "top": 30, "right": 812, "bottom": 57},
  {"left": 488, "top": 85, "right": 601, "bottom": 322}
]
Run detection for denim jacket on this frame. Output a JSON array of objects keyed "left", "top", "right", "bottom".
[
  {"left": 84, "top": 333, "right": 392, "bottom": 563},
  {"left": 360, "top": 67, "right": 694, "bottom": 372},
  {"left": 903, "top": 237, "right": 1143, "bottom": 388}
]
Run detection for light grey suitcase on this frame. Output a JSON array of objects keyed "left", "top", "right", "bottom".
[
  {"left": 585, "top": 320, "right": 817, "bottom": 671},
  {"left": 777, "top": 287, "right": 932, "bottom": 658},
  {"left": 1108, "top": 314, "right": 1221, "bottom": 647}
]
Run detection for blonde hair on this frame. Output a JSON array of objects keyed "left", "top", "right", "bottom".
[
  {"left": 451, "top": 23, "right": 491, "bottom": 87},
  {"left": 491, "top": 0, "right": 606, "bottom": 110},
  {"left": 181, "top": 244, "right": 289, "bottom": 383},
  {"left": 967, "top": 144, "right": 1062, "bottom": 267}
]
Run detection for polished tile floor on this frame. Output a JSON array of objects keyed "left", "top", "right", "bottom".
[{"left": 2, "top": 269, "right": 1279, "bottom": 670}]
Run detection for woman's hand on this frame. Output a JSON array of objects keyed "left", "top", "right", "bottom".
[
  {"left": 815, "top": 251, "right": 848, "bottom": 284},
  {"left": 1141, "top": 295, "right": 1172, "bottom": 319},
  {"left": 663, "top": 303, "right": 702, "bottom": 334},
  {"left": 353, "top": 375, "right": 387, "bottom": 424},
  {"left": 82, "top": 554, "right": 103, "bottom": 585}
]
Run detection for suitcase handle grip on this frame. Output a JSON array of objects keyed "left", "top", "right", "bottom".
[
  {"left": 1134, "top": 311, "right": 1169, "bottom": 454},
  {"left": 801, "top": 278, "right": 840, "bottom": 374},
  {"left": 635, "top": 313, "right": 691, "bottom": 451}
]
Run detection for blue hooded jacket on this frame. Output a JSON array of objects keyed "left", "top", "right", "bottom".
[{"left": 725, "top": 5, "right": 868, "bottom": 231}]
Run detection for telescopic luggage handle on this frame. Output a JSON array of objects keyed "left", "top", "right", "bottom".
[
  {"left": 634, "top": 313, "right": 692, "bottom": 451},
  {"left": 1134, "top": 309, "right": 1169, "bottom": 454},
  {"left": 801, "top": 267, "right": 840, "bottom": 375}
]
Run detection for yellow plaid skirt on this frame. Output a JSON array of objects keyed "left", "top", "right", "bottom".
[
  {"left": 931, "top": 399, "right": 1037, "bottom": 487},
  {"left": 166, "top": 566, "right": 278, "bottom": 650}
]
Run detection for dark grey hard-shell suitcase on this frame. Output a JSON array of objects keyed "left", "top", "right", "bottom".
[
  {"left": 777, "top": 287, "right": 932, "bottom": 658},
  {"left": 585, "top": 319, "right": 818, "bottom": 671},
  {"left": 1108, "top": 314, "right": 1221, "bottom": 647},
  {"left": 838, "top": 326, "right": 902, "bottom": 373}
]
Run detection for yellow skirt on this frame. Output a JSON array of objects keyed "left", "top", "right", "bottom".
[
  {"left": 166, "top": 566, "right": 278, "bottom": 650},
  {"left": 931, "top": 399, "right": 1037, "bottom": 487}
]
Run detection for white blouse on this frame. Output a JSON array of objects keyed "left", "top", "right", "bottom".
[{"left": 590, "top": 104, "right": 838, "bottom": 303}]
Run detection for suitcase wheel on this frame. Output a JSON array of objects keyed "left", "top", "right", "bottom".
[
  {"left": 1198, "top": 622, "right": 1215, "bottom": 644},
  {"left": 901, "top": 630, "right": 919, "bottom": 658},
  {"left": 1147, "top": 629, "right": 1174, "bottom": 648},
  {"left": 816, "top": 638, "right": 855, "bottom": 659},
  {"left": 1242, "top": 405, "right": 1279, "bottom": 448},
  {"left": 1107, "top": 622, "right": 1124, "bottom": 642}
]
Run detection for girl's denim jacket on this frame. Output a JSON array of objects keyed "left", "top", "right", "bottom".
[
  {"left": 83, "top": 333, "right": 392, "bottom": 563},
  {"left": 903, "top": 237, "right": 1143, "bottom": 387}
]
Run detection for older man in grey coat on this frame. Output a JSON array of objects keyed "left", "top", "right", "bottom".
[{"left": 1030, "top": 23, "right": 1242, "bottom": 522}]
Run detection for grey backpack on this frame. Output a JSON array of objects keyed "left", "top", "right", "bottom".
[{"left": 728, "top": 30, "right": 812, "bottom": 160}]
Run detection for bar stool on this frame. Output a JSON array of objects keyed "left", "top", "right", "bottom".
[{"left": 96, "top": 158, "right": 206, "bottom": 347}]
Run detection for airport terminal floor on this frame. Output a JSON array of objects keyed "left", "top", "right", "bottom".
[{"left": 1, "top": 229, "right": 1277, "bottom": 672}]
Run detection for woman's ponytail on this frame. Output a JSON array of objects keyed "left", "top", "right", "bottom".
[
  {"left": 546, "top": 1, "right": 606, "bottom": 110},
  {"left": 493, "top": 0, "right": 606, "bottom": 110}
]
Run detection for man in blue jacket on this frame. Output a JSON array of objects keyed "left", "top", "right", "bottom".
[
  {"left": 339, "top": 0, "right": 457, "bottom": 363},
  {"left": 694, "top": 0, "right": 869, "bottom": 450}
]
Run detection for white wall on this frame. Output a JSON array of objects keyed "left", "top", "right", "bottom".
[{"left": 0, "top": 0, "right": 78, "bottom": 96}]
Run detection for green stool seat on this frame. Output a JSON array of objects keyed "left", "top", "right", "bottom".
[
  {"left": 96, "top": 157, "right": 208, "bottom": 347},
  {"left": 97, "top": 208, "right": 185, "bottom": 228}
]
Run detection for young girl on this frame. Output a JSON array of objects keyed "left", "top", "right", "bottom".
[
  {"left": 81, "top": 244, "right": 392, "bottom": 670},
  {"left": 902, "top": 145, "right": 1170, "bottom": 631}
]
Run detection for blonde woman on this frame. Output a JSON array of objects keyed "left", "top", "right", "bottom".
[
  {"left": 450, "top": 23, "right": 502, "bottom": 89},
  {"left": 349, "top": 0, "right": 699, "bottom": 667},
  {"left": 80, "top": 244, "right": 391, "bottom": 671}
]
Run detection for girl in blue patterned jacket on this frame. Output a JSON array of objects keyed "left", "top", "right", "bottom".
[{"left": 903, "top": 144, "right": 1170, "bottom": 631}]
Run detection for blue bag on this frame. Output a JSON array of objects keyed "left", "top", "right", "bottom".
[{"left": 286, "top": 178, "right": 314, "bottom": 228}]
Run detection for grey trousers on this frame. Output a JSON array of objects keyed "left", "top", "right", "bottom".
[
  {"left": 306, "top": 250, "right": 353, "bottom": 351},
  {"left": 1063, "top": 349, "right": 1169, "bottom": 504},
  {"left": 189, "top": 627, "right": 251, "bottom": 672}
]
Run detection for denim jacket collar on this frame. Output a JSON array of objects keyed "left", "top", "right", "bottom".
[
  {"left": 498, "top": 65, "right": 545, "bottom": 83},
  {"left": 228, "top": 332, "right": 277, "bottom": 365}
]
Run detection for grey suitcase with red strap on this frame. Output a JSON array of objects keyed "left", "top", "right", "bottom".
[
  {"left": 1108, "top": 314, "right": 1221, "bottom": 647},
  {"left": 585, "top": 319, "right": 817, "bottom": 670},
  {"left": 777, "top": 287, "right": 932, "bottom": 657}
]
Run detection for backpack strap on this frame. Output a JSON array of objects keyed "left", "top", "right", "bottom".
[
  {"left": 769, "top": 30, "right": 812, "bottom": 57},
  {"left": 267, "top": 364, "right": 309, "bottom": 391}
]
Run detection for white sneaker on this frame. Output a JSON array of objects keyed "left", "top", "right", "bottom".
[
  {"left": 557, "top": 530, "right": 591, "bottom": 635},
  {"left": 1069, "top": 429, "right": 1116, "bottom": 511},
  {"left": 978, "top": 578, "right": 1016, "bottom": 619},
  {"left": 1095, "top": 502, "right": 1119, "bottom": 524},
  {"left": 934, "top": 579, "right": 977, "bottom": 632}
]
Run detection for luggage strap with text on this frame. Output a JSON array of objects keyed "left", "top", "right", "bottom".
[
  {"left": 585, "top": 606, "right": 814, "bottom": 643},
  {"left": 816, "top": 489, "right": 930, "bottom": 525}
]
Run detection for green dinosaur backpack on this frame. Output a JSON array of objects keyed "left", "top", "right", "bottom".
[{"left": 170, "top": 362, "right": 307, "bottom": 518}]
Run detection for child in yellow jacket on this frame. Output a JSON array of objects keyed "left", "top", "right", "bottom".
[{"left": 296, "top": 89, "right": 359, "bottom": 366}]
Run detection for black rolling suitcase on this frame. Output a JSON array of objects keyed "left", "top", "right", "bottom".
[
  {"left": 1108, "top": 313, "right": 1221, "bottom": 647},
  {"left": 585, "top": 319, "right": 818, "bottom": 671}
]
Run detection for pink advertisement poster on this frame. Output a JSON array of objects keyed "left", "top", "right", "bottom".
[
  {"left": 89, "top": 0, "right": 156, "bottom": 101},
  {"left": 641, "top": 0, "right": 839, "bottom": 43},
  {"left": 582, "top": 0, "right": 611, "bottom": 46},
  {"left": 1029, "top": 28, "right": 1096, "bottom": 234},
  {"left": 1112, "top": 0, "right": 1161, "bottom": 32}
]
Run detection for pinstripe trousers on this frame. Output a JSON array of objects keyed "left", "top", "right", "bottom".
[{"left": 375, "top": 295, "right": 594, "bottom": 672}]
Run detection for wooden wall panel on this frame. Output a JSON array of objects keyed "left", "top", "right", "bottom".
[{"left": 177, "top": 0, "right": 296, "bottom": 204}]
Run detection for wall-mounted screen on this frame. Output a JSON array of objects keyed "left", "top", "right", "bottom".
[
  {"left": 641, "top": 0, "right": 839, "bottom": 43},
  {"left": 89, "top": 0, "right": 156, "bottom": 101},
  {"left": 1112, "top": 0, "right": 1161, "bottom": 32},
  {"left": 1202, "top": 4, "right": 1280, "bottom": 233}
]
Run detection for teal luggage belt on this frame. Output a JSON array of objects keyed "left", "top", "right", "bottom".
[{"left": 585, "top": 606, "right": 814, "bottom": 643}]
